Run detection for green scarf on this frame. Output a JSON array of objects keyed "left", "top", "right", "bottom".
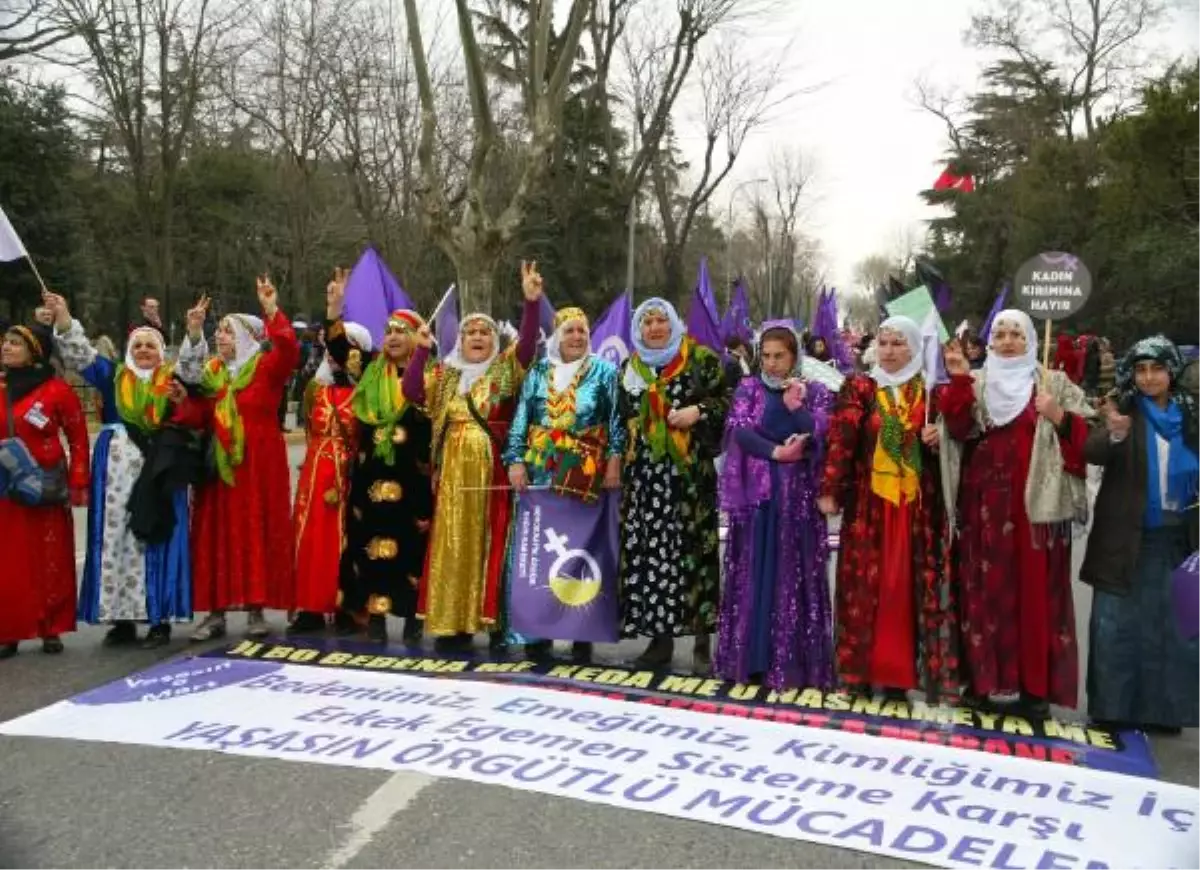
[
  {"left": 629, "top": 339, "right": 692, "bottom": 468},
  {"left": 200, "top": 354, "right": 262, "bottom": 486},
  {"left": 352, "top": 356, "right": 408, "bottom": 465},
  {"left": 114, "top": 363, "right": 174, "bottom": 432}
]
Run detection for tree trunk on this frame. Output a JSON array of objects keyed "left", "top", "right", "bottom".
[
  {"left": 663, "top": 245, "right": 686, "bottom": 302},
  {"left": 454, "top": 261, "right": 496, "bottom": 316}
]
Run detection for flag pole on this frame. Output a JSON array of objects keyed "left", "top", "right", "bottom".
[
  {"left": 25, "top": 254, "right": 49, "bottom": 294},
  {"left": 428, "top": 284, "right": 455, "bottom": 324}
]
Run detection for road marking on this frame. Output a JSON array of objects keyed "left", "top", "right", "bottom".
[{"left": 325, "top": 771, "right": 435, "bottom": 868}]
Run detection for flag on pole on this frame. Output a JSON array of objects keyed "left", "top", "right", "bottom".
[
  {"left": 538, "top": 294, "right": 556, "bottom": 338},
  {"left": 720, "top": 279, "right": 753, "bottom": 345},
  {"left": 590, "top": 290, "right": 632, "bottom": 366},
  {"left": 686, "top": 256, "right": 723, "bottom": 353},
  {"left": 0, "top": 205, "right": 29, "bottom": 262},
  {"left": 978, "top": 283, "right": 1010, "bottom": 343},
  {"left": 341, "top": 246, "right": 416, "bottom": 349},
  {"left": 432, "top": 284, "right": 459, "bottom": 359}
]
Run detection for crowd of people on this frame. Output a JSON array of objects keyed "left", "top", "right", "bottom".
[{"left": 0, "top": 266, "right": 1196, "bottom": 736}]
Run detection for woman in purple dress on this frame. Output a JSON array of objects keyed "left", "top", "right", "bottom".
[{"left": 715, "top": 324, "right": 835, "bottom": 689}]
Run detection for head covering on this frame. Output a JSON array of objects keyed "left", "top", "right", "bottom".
[
  {"left": 3, "top": 322, "right": 56, "bottom": 404},
  {"left": 220, "top": 313, "right": 266, "bottom": 377},
  {"left": 546, "top": 307, "right": 591, "bottom": 392},
  {"left": 1118, "top": 335, "right": 1200, "bottom": 526},
  {"left": 983, "top": 309, "right": 1039, "bottom": 427},
  {"left": 869, "top": 316, "right": 923, "bottom": 388},
  {"left": 314, "top": 321, "right": 372, "bottom": 386},
  {"left": 386, "top": 309, "right": 423, "bottom": 335},
  {"left": 757, "top": 322, "right": 802, "bottom": 390},
  {"left": 445, "top": 313, "right": 499, "bottom": 394},
  {"left": 632, "top": 297, "right": 685, "bottom": 368},
  {"left": 123, "top": 326, "right": 167, "bottom": 382},
  {"left": 353, "top": 314, "right": 423, "bottom": 465}
]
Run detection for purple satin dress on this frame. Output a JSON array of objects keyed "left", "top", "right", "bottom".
[{"left": 715, "top": 377, "right": 835, "bottom": 689}]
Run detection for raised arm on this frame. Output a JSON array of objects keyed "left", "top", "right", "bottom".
[{"left": 176, "top": 295, "right": 212, "bottom": 384}]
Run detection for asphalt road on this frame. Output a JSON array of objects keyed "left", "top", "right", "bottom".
[{"left": 2, "top": 441, "right": 1196, "bottom": 869}]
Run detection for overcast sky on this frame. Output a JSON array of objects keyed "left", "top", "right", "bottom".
[{"left": 676, "top": 0, "right": 1200, "bottom": 294}]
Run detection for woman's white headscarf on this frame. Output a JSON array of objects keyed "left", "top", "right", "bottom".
[
  {"left": 221, "top": 313, "right": 265, "bottom": 377},
  {"left": 984, "top": 308, "right": 1039, "bottom": 427},
  {"left": 314, "top": 321, "right": 373, "bottom": 386},
  {"left": 124, "top": 326, "right": 166, "bottom": 383},
  {"left": 445, "top": 313, "right": 500, "bottom": 394},
  {"left": 546, "top": 308, "right": 591, "bottom": 392},
  {"left": 870, "top": 315, "right": 924, "bottom": 388}
]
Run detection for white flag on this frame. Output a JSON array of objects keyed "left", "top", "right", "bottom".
[{"left": 0, "top": 205, "right": 29, "bottom": 262}]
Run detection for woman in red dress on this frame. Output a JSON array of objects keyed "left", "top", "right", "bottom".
[
  {"left": 818, "top": 315, "right": 959, "bottom": 701},
  {"left": 0, "top": 321, "right": 89, "bottom": 657},
  {"left": 289, "top": 270, "right": 371, "bottom": 633},
  {"left": 178, "top": 278, "right": 301, "bottom": 641},
  {"left": 941, "top": 310, "right": 1095, "bottom": 713}
]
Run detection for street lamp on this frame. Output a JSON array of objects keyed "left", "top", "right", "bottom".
[{"left": 725, "top": 177, "right": 768, "bottom": 307}]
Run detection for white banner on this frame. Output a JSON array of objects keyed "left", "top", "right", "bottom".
[{"left": 2, "top": 658, "right": 1196, "bottom": 869}]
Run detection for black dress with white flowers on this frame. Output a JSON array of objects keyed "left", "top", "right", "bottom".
[{"left": 619, "top": 340, "right": 728, "bottom": 638}]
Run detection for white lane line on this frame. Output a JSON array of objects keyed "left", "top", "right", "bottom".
[{"left": 326, "top": 771, "right": 436, "bottom": 868}]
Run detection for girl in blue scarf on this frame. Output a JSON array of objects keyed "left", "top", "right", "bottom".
[{"left": 1081, "top": 335, "right": 1198, "bottom": 732}]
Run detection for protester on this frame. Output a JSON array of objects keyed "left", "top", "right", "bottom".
[
  {"left": 1082, "top": 336, "right": 1102, "bottom": 396},
  {"left": 1097, "top": 337, "right": 1117, "bottom": 398},
  {"left": 805, "top": 334, "right": 832, "bottom": 364},
  {"left": 402, "top": 262, "right": 542, "bottom": 650},
  {"left": 1082, "top": 336, "right": 1198, "bottom": 733},
  {"left": 716, "top": 324, "right": 834, "bottom": 689},
  {"left": 819, "top": 315, "right": 958, "bottom": 700},
  {"left": 290, "top": 271, "right": 373, "bottom": 636},
  {"left": 619, "top": 297, "right": 728, "bottom": 670},
  {"left": 942, "top": 310, "right": 1095, "bottom": 714},
  {"left": 504, "top": 306, "right": 624, "bottom": 662},
  {"left": 339, "top": 304, "right": 431, "bottom": 645},
  {"left": 48, "top": 293, "right": 200, "bottom": 648},
  {"left": 177, "top": 277, "right": 300, "bottom": 640},
  {"left": 0, "top": 320, "right": 89, "bottom": 658},
  {"left": 723, "top": 336, "right": 754, "bottom": 389},
  {"left": 964, "top": 332, "right": 986, "bottom": 370},
  {"left": 134, "top": 295, "right": 165, "bottom": 340}
]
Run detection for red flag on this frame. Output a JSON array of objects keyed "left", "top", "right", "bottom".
[{"left": 932, "top": 167, "right": 975, "bottom": 192}]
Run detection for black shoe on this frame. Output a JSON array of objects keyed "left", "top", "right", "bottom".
[
  {"left": 367, "top": 615, "right": 388, "bottom": 644},
  {"left": 103, "top": 621, "right": 138, "bottom": 647},
  {"left": 334, "top": 610, "right": 361, "bottom": 637},
  {"left": 488, "top": 631, "right": 509, "bottom": 654},
  {"left": 402, "top": 618, "right": 423, "bottom": 645},
  {"left": 1018, "top": 691, "right": 1050, "bottom": 720},
  {"left": 140, "top": 624, "right": 172, "bottom": 649},
  {"left": 0, "top": 644, "right": 17, "bottom": 660},
  {"left": 287, "top": 611, "right": 326, "bottom": 635},
  {"left": 571, "top": 641, "right": 593, "bottom": 664},
  {"left": 634, "top": 636, "right": 675, "bottom": 668},
  {"left": 435, "top": 634, "right": 474, "bottom": 653},
  {"left": 42, "top": 636, "right": 64, "bottom": 655},
  {"left": 524, "top": 639, "right": 554, "bottom": 661}
]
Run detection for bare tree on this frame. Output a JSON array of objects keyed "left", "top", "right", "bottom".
[
  {"left": 969, "top": 0, "right": 1168, "bottom": 138},
  {"left": 402, "top": 0, "right": 589, "bottom": 312},
  {"left": 1, "top": 0, "right": 78, "bottom": 60},
  {"left": 647, "top": 36, "right": 787, "bottom": 295},
  {"left": 55, "top": 0, "right": 231, "bottom": 323}
]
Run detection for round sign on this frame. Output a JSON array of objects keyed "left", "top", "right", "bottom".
[{"left": 1011, "top": 252, "right": 1092, "bottom": 321}]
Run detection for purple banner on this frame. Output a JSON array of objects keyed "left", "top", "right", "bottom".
[
  {"left": 342, "top": 246, "right": 416, "bottom": 349},
  {"left": 591, "top": 291, "right": 632, "bottom": 365},
  {"left": 686, "top": 256, "right": 724, "bottom": 354},
  {"left": 1172, "top": 551, "right": 1198, "bottom": 640},
  {"left": 720, "top": 279, "right": 753, "bottom": 345},
  {"left": 509, "top": 489, "right": 620, "bottom": 642}
]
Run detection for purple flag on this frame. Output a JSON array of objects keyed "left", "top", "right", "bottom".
[
  {"left": 509, "top": 490, "right": 621, "bottom": 642},
  {"left": 432, "top": 285, "right": 458, "bottom": 359},
  {"left": 591, "top": 290, "right": 632, "bottom": 365},
  {"left": 978, "top": 283, "right": 1010, "bottom": 343},
  {"left": 539, "top": 294, "right": 556, "bottom": 337},
  {"left": 720, "top": 279, "right": 753, "bottom": 345},
  {"left": 934, "top": 282, "right": 952, "bottom": 314},
  {"left": 342, "top": 246, "right": 416, "bottom": 349},
  {"left": 812, "top": 288, "right": 855, "bottom": 374},
  {"left": 1172, "top": 552, "right": 1198, "bottom": 641},
  {"left": 687, "top": 256, "right": 723, "bottom": 353}
]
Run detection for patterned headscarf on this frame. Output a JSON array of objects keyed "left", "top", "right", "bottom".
[
  {"left": 1116, "top": 334, "right": 1188, "bottom": 404},
  {"left": 546, "top": 307, "right": 591, "bottom": 392},
  {"left": 445, "top": 313, "right": 500, "bottom": 395}
]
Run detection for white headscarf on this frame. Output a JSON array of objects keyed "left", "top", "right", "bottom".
[
  {"left": 870, "top": 315, "right": 924, "bottom": 388},
  {"left": 221, "top": 313, "right": 265, "bottom": 377},
  {"left": 984, "top": 308, "right": 1039, "bottom": 427},
  {"left": 314, "top": 321, "right": 373, "bottom": 386},
  {"left": 445, "top": 313, "right": 500, "bottom": 395},
  {"left": 123, "top": 326, "right": 166, "bottom": 383},
  {"left": 546, "top": 311, "right": 591, "bottom": 392}
]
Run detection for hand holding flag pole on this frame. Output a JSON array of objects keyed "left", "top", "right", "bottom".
[{"left": 0, "top": 205, "right": 48, "bottom": 293}]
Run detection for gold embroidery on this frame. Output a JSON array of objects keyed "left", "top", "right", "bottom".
[
  {"left": 368, "top": 480, "right": 403, "bottom": 502},
  {"left": 323, "top": 488, "right": 340, "bottom": 506},
  {"left": 373, "top": 429, "right": 387, "bottom": 446},
  {"left": 336, "top": 589, "right": 344, "bottom": 607},
  {"left": 368, "top": 595, "right": 392, "bottom": 614},
  {"left": 392, "top": 425, "right": 408, "bottom": 444},
  {"left": 353, "top": 506, "right": 363, "bottom": 520},
  {"left": 366, "top": 537, "right": 398, "bottom": 560},
  {"left": 347, "top": 348, "right": 363, "bottom": 379}
]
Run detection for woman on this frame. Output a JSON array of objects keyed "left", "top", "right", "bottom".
[
  {"left": 48, "top": 294, "right": 200, "bottom": 648},
  {"left": 1097, "top": 338, "right": 1117, "bottom": 398},
  {"left": 0, "top": 320, "right": 89, "bottom": 657},
  {"left": 338, "top": 299, "right": 432, "bottom": 646},
  {"left": 1054, "top": 334, "right": 1082, "bottom": 385},
  {"left": 177, "top": 277, "right": 301, "bottom": 640},
  {"left": 619, "top": 298, "right": 728, "bottom": 670},
  {"left": 504, "top": 306, "right": 624, "bottom": 661},
  {"left": 819, "top": 316, "right": 957, "bottom": 700},
  {"left": 942, "top": 310, "right": 1095, "bottom": 712},
  {"left": 805, "top": 334, "right": 831, "bottom": 364},
  {"left": 402, "top": 262, "right": 542, "bottom": 649},
  {"left": 1081, "top": 336, "right": 1198, "bottom": 732},
  {"left": 716, "top": 324, "right": 834, "bottom": 689},
  {"left": 290, "top": 270, "right": 374, "bottom": 636}
]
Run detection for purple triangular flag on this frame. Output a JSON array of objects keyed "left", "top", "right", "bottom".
[
  {"left": 720, "top": 279, "right": 753, "bottom": 345},
  {"left": 342, "top": 246, "right": 416, "bottom": 348},
  {"left": 432, "top": 285, "right": 458, "bottom": 359},
  {"left": 978, "top": 283, "right": 1009, "bottom": 343},
  {"left": 686, "top": 256, "right": 723, "bottom": 353},
  {"left": 591, "top": 290, "right": 633, "bottom": 365}
]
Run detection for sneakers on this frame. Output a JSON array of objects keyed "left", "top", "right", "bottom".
[{"left": 190, "top": 613, "right": 227, "bottom": 642}]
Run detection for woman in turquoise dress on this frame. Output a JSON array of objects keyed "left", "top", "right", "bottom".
[{"left": 504, "top": 306, "right": 625, "bottom": 662}]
